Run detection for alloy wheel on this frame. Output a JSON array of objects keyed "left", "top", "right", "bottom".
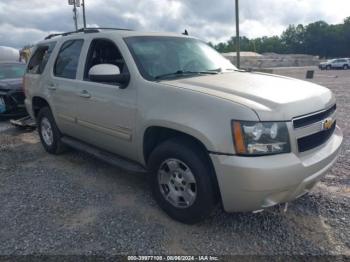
[{"left": 157, "top": 158, "right": 197, "bottom": 208}]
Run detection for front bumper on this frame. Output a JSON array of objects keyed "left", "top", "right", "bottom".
[
  {"left": 0, "top": 89, "right": 27, "bottom": 116},
  {"left": 210, "top": 126, "right": 343, "bottom": 213}
]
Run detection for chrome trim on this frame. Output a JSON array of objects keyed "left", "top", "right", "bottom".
[
  {"left": 292, "top": 104, "right": 336, "bottom": 129},
  {"left": 293, "top": 111, "right": 336, "bottom": 139},
  {"left": 291, "top": 105, "right": 337, "bottom": 153}
]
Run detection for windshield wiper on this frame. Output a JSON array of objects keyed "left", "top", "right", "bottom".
[
  {"left": 208, "top": 68, "right": 222, "bottom": 72},
  {"left": 155, "top": 70, "right": 218, "bottom": 80},
  {"left": 208, "top": 67, "right": 240, "bottom": 73}
]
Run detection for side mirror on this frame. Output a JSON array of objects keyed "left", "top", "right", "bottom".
[{"left": 88, "top": 64, "right": 130, "bottom": 86}]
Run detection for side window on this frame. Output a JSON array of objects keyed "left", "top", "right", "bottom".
[
  {"left": 84, "top": 38, "right": 128, "bottom": 84},
  {"left": 27, "top": 42, "right": 56, "bottom": 74},
  {"left": 54, "top": 39, "right": 83, "bottom": 79}
]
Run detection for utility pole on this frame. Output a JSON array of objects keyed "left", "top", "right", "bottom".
[
  {"left": 73, "top": 0, "right": 78, "bottom": 31},
  {"left": 235, "top": 0, "right": 240, "bottom": 68},
  {"left": 82, "top": 0, "right": 87, "bottom": 28}
]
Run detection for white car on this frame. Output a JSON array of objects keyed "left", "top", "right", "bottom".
[{"left": 319, "top": 58, "right": 350, "bottom": 70}]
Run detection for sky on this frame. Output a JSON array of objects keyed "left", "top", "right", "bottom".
[{"left": 0, "top": 0, "right": 349, "bottom": 49}]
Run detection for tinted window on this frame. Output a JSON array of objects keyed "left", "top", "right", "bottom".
[
  {"left": 84, "top": 38, "right": 128, "bottom": 84},
  {"left": 27, "top": 42, "right": 56, "bottom": 74},
  {"left": 0, "top": 63, "right": 26, "bottom": 80},
  {"left": 54, "top": 40, "right": 83, "bottom": 79}
]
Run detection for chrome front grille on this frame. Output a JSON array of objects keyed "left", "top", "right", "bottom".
[
  {"left": 293, "top": 104, "right": 336, "bottom": 129},
  {"left": 292, "top": 104, "right": 336, "bottom": 152}
]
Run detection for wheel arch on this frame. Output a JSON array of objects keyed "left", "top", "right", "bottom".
[
  {"left": 143, "top": 124, "right": 221, "bottom": 202},
  {"left": 32, "top": 96, "right": 51, "bottom": 118},
  {"left": 142, "top": 124, "right": 214, "bottom": 164}
]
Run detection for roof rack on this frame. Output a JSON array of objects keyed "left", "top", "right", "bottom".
[
  {"left": 44, "top": 27, "right": 133, "bottom": 40},
  {"left": 87, "top": 27, "right": 133, "bottom": 31}
]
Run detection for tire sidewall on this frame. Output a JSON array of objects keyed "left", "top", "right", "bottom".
[
  {"left": 148, "top": 139, "right": 215, "bottom": 224},
  {"left": 37, "top": 107, "right": 62, "bottom": 154}
]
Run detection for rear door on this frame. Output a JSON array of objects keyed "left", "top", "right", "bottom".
[
  {"left": 25, "top": 42, "right": 56, "bottom": 113},
  {"left": 72, "top": 37, "right": 138, "bottom": 161},
  {"left": 49, "top": 39, "right": 84, "bottom": 137},
  {"left": 339, "top": 59, "right": 347, "bottom": 67},
  {"left": 332, "top": 59, "right": 342, "bottom": 68}
]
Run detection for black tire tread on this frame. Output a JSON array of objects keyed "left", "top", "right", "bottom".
[{"left": 148, "top": 137, "right": 217, "bottom": 224}]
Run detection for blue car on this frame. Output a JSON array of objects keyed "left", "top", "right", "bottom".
[{"left": 0, "top": 62, "right": 27, "bottom": 117}]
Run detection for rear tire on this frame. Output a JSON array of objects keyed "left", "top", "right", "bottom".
[
  {"left": 343, "top": 65, "right": 349, "bottom": 70},
  {"left": 148, "top": 137, "right": 217, "bottom": 224},
  {"left": 326, "top": 65, "right": 331, "bottom": 70},
  {"left": 37, "top": 107, "right": 66, "bottom": 154}
]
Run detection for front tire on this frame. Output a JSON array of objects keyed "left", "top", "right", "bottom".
[
  {"left": 343, "top": 65, "right": 349, "bottom": 70},
  {"left": 148, "top": 138, "right": 217, "bottom": 224},
  {"left": 37, "top": 107, "right": 66, "bottom": 154},
  {"left": 326, "top": 65, "right": 331, "bottom": 70}
]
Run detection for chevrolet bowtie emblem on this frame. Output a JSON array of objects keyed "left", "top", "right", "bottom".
[{"left": 322, "top": 117, "right": 335, "bottom": 130}]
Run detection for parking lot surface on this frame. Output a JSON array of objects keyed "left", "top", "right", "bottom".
[{"left": 0, "top": 67, "right": 349, "bottom": 256}]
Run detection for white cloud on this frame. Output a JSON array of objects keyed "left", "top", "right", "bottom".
[
  {"left": 0, "top": 0, "right": 349, "bottom": 48},
  {"left": 0, "top": 23, "right": 48, "bottom": 47}
]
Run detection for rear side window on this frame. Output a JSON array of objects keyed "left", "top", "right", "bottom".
[
  {"left": 54, "top": 39, "right": 83, "bottom": 79},
  {"left": 27, "top": 42, "right": 56, "bottom": 74}
]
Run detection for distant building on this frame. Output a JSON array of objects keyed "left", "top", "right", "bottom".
[
  {"left": 222, "top": 51, "right": 320, "bottom": 68},
  {"left": 222, "top": 51, "right": 262, "bottom": 57}
]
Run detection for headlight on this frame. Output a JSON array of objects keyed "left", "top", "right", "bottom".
[{"left": 232, "top": 121, "right": 291, "bottom": 155}]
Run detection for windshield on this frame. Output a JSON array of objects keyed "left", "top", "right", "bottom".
[
  {"left": 0, "top": 63, "right": 26, "bottom": 80},
  {"left": 124, "top": 36, "right": 236, "bottom": 80}
]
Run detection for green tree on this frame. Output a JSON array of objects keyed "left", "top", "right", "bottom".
[
  {"left": 212, "top": 17, "right": 350, "bottom": 58},
  {"left": 281, "top": 24, "right": 305, "bottom": 53}
]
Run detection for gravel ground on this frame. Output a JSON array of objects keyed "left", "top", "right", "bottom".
[{"left": 0, "top": 67, "right": 349, "bottom": 257}]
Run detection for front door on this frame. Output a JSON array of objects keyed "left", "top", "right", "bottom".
[{"left": 73, "top": 38, "right": 138, "bottom": 161}]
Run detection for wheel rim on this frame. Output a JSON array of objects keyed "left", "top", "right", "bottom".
[
  {"left": 41, "top": 117, "right": 54, "bottom": 146},
  {"left": 157, "top": 158, "right": 197, "bottom": 208}
]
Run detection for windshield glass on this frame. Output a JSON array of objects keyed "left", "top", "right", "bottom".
[
  {"left": 125, "top": 36, "right": 236, "bottom": 80},
  {"left": 0, "top": 63, "right": 26, "bottom": 80}
]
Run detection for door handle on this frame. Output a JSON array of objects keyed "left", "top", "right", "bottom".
[
  {"left": 78, "top": 90, "right": 91, "bottom": 98},
  {"left": 47, "top": 83, "right": 56, "bottom": 90}
]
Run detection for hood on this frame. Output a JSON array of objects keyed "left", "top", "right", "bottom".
[
  {"left": 0, "top": 78, "right": 22, "bottom": 91},
  {"left": 162, "top": 71, "right": 335, "bottom": 121}
]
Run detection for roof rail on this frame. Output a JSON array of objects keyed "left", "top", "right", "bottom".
[
  {"left": 44, "top": 27, "right": 133, "bottom": 40},
  {"left": 86, "top": 27, "right": 133, "bottom": 31}
]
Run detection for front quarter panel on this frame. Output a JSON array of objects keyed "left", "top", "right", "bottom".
[{"left": 137, "top": 80, "right": 259, "bottom": 163}]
